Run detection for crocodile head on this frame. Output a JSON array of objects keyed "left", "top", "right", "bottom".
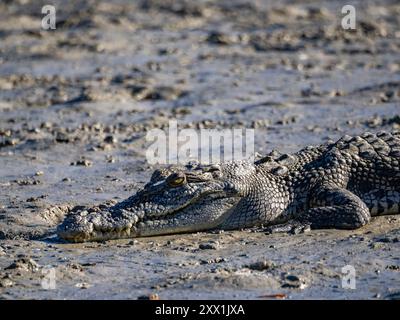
[{"left": 57, "top": 161, "right": 256, "bottom": 242}]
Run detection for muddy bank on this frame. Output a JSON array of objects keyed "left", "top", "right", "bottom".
[
  {"left": 1, "top": 216, "right": 399, "bottom": 299},
  {"left": 0, "top": 0, "right": 400, "bottom": 299}
]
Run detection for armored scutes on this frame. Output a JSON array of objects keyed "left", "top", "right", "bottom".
[{"left": 57, "top": 131, "right": 400, "bottom": 242}]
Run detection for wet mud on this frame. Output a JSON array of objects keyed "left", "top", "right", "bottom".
[{"left": 0, "top": 0, "right": 399, "bottom": 299}]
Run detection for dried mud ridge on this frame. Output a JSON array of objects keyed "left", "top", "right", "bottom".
[{"left": 1, "top": 0, "right": 400, "bottom": 299}]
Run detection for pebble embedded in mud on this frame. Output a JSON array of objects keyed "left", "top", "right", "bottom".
[
  {"left": 281, "top": 274, "right": 308, "bottom": 290},
  {"left": 127, "top": 240, "right": 139, "bottom": 246},
  {"left": 200, "top": 257, "right": 226, "bottom": 265},
  {"left": 247, "top": 260, "right": 276, "bottom": 271},
  {"left": 5, "top": 258, "right": 39, "bottom": 272},
  {"left": 70, "top": 159, "right": 93, "bottom": 167},
  {"left": 75, "top": 282, "right": 91, "bottom": 289},
  {"left": 137, "top": 293, "right": 160, "bottom": 300},
  {"left": 199, "top": 241, "right": 220, "bottom": 250},
  {"left": 0, "top": 276, "right": 14, "bottom": 288},
  {"left": 103, "top": 135, "right": 117, "bottom": 144}
]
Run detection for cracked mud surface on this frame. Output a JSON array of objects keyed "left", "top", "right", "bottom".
[{"left": 1, "top": 0, "right": 400, "bottom": 299}]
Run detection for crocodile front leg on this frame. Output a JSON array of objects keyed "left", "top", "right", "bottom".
[{"left": 266, "top": 185, "right": 371, "bottom": 234}]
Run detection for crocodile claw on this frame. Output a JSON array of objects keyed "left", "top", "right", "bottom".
[{"left": 264, "top": 221, "right": 311, "bottom": 235}]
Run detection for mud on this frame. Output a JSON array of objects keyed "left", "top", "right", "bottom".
[{"left": 0, "top": 0, "right": 399, "bottom": 299}]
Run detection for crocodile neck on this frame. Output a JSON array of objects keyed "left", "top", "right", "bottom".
[{"left": 220, "top": 172, "right": 292, "bottom": 229}]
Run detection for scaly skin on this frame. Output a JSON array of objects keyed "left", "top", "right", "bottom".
[{"left": 57, "top": 131, "right": 400, "bottom": 242}]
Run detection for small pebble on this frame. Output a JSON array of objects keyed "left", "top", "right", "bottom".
[
  {"left": 138, "top": 293, "right": 159, "bottom": 300},
  {"left": 199, "top": 241, "right": 220, "bottom": 250},
  {"left": 75, "top": 282, "right": 91, "bottom": 289}
]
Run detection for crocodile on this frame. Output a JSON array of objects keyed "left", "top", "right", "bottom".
[{"left": 57, "top": 131, "right": 400, "bottom": 242}]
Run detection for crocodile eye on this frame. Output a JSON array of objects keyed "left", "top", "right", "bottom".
[{"left": 167, "top": 173, "right": 186, "bottom": 187}]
